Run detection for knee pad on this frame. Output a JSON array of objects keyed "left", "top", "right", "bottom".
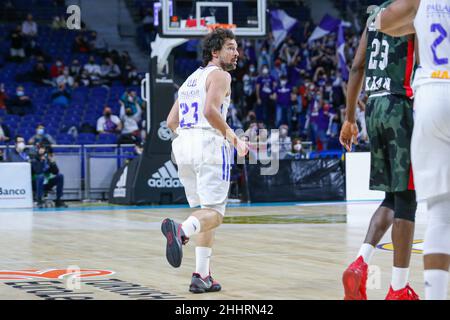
[
  {"left": 393, "top": 190, "right": 417, "bottom": 222},
  {"left": 380, "top": 192, "right": 395, "bottom": 210},
  {"left": 424, "top": 195, "right": 450, "bottom": 256}
]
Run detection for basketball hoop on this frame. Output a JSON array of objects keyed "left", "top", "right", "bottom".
[{"left": 206, "top": 23, "right": 237, "bottom": 32}]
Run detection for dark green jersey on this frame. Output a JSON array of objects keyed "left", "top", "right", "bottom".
[{"left": 365, "top": 1, "right": 415, "bottom": 98}]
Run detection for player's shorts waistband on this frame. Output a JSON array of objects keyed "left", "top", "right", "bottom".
[
  {"left": 368, "top": 91, "right": 391, "bottom": 99},
  {"left": 176, "top": 127, "right": 223, "bottom": 137}
]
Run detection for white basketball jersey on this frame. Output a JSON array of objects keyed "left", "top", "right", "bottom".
[
  {"left": 413, "top": 0, "right": 450, "bottom": 88},
  {"left": 177, "top": 65, "right": 230, "bottom": 130}
]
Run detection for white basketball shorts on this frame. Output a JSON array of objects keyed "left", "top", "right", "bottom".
[
  {"left": 411, "top": 82, "right": 450, "bottom": 201},
  {"left": 172, "top": 128, "right": 232, "bottom": 215}
]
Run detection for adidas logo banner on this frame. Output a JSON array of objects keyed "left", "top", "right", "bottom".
[{"left": 147, "top": 161, "right": 183, "bottom": 188}]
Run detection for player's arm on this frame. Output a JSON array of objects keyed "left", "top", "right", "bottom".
[
  {"left": 166, "top": 99, "right": 179, "bottom": 132},
  {"left": 205, "top": 70, "right": 248, "bottom": 156},
  {"left": 339, "top": 29, "right": 368, "bottom": 151},
  {"left": 376, "top": 0, "right": 419, "bottom": 36}
]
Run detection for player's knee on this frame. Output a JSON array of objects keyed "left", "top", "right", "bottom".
[
  {"left": 393, "top": 190, "right": 417, "bottom": 222},
  {"left": 424, "top": 195, "right": 450, "bottom": 256},
  {"left": 380, "top": 192, "right": 395, "bottom": 210}
]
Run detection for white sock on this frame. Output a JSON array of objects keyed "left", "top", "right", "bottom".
[
  {"left": 195, "top": 247, "right": 212, "bottom": 278},
  {"left": 391, "top": 267, "right": 410, "bottom": 291},
  {"left": 181, "top": 216, "right": 201, "bottom": 237},
  {"left": 424, "top": 269, "right": 449, "bottom": 300},
  {"left": 357, "top": 243, "right": 375, "bottom": 264}
]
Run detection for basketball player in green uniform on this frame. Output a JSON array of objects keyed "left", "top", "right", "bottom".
[{"left": 340, "top": 1, "right": 419, "bottom": 300}]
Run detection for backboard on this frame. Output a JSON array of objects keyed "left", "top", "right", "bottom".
[{"left": 160, "top": 0, "right": 266, "bottom": 38}]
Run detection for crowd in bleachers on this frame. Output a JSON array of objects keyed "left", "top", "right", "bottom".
[
  {"left": 0, "top": 0, "right": 373, "bottom": 159},
  {"left": 132, "top": 0, "right": 370, "bottom": 158},
  {"left": 0, "top": 1, "right": 146, "bottom": 149}
]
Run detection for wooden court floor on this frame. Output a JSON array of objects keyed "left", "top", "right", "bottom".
[{"left": 0, "top": 201, "right": 447, "bottom": 300}]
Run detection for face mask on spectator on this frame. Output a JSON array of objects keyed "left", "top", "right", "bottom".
[
  {"left": 128, "top": 96, "right": 134, "bottom": 102},
  {"left": 104, "top": 112, "right": 111, "bottom": 117},
  {"left": 17, "top": 90, "right": 24, "bottom": 96},
  {"left": 280, "top": 80, "right": 287, "bottom": 86},
  {"left": 37, "top": 128, "right": 45, "bottom": 135},
  {"left": 262, "top": 68, "right": 269, "bottom": 75},
  {"left": 56, "top": 61, "right": 62, "bottom": 67},
  {"left": 293, "top": 143, "right": 302, "bottom": 152},
  {"left": 249, "top": 66, "right": 255, "bottom": 73},
  {"left": 280, "top": 128, "right": 288, "bottom": 136},
  {"left": 17, "top": 142, "right": 26, "bottom": 152}
]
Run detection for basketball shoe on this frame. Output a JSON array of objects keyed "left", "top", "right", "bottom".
[
  {"left": 342, "top": 256, "right": 368, "bottom": 300},
  {"left": 189, "top": 273, "right": 222, "bottom": 294},
  {"left": 385, "top": 284, "right": 420, "bottom": 300},
  {"left": 161, "top": 218, "right": 189, "bottom": 268}
]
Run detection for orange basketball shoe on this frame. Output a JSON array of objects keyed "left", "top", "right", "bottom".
[
  {"left": 385, "top": 284, "right": 420, "bottom": 300},
  {"left": 342, "top": 256, "right": 368, "bottom": 300}
]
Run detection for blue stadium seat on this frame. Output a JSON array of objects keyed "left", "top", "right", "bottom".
[
  {"left": 77, "top": 133, "right": 96, "bottom": 145},
  {"left": 97, "top": 133, "right": 117, "bottom": 144}
]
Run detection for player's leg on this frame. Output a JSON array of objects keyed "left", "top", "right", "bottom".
[
  {"left": 384, "top": 95, "right": 419, "bottom": 299},
  {"left": 423, "top": 194, "right": 450, "bottom": 300},
  {"left": 412, "top": 84, "right": 450, "bottom": 299},
  {"left": 343, "top": 96, "right": 392, "bottom": 300},
  {"left": 187, "top": 140, "right": 231, "bottom": 293},
  {"left": 362, "top": 193, "right": 395, "bottom": 256},
  {"left": 188, "top": 229, "right": 222, "bottom": 293},
  {"left": 389, "top": 190, "right": 416, "bottom": 295}
]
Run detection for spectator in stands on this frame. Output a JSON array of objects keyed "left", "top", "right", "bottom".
[
  {"left": 100, "top": 57, "right": 121, "bottom": 85},
  {"left": 51, "top": 83, "right": 71, "bottom": 107},
  {"left": 5, "top": 135, "right": 30, "bottom": 162},
  {"left": 280, "top": 37, "right": 300, "bottom": 66},
  {"left": 278, "top": 124, "right": 292, "bottom": 160},
  {"left": 22, "top": 14, "right": 38, "bottom": 38},
  {"left": 118, "top": 107, "right": 141, "bottom": 144},
  {"left": 56, "top": 67, "right": 75, "bottom": 88},
  {"left": 123, "top": 64, "right": 140, "bottom": 86},
  {"left": 89, "top": 31, "right": 107, "bottom": 54},
  {"left": 6, "top": 85, "right": 33, "bottom": 116},
  {"left": 256, "top": 45, "right": 273, "bottom": 72},
  {"left": 28, "top": 124, "right": 56, "bottom": 147},
  {"left": 120, "top": 51, "right": 133, "bottom": 70},
  {"left": 242, "top": 64, "right": 258, "bottom": 114},
  {"left": 83, "top": 56, "right": 102, "bottom": 85},
  {"left": 119, "top": 89, "right": 144, "bottom": 122},
  {"left": 289, "top": 137, "right": 306, "bottom": 159},
  {"left": 271, "top": 58, "right": 287, "bottom": 83},
  {"left": 77, "top": 69, "right": 91, "bottom": 87},
  {"left": 0, "top": 117, "right": 11, "bottom": 143},
  {"left": 9, "top": 25, "right": 26, "bottom": 62},
  {"left": 242, "top": 110, "right": 257, "bottom": 131},
  {"left": 0, "top": 83, "right": 8, "bottom": 110},
  {"left": 31, "top": 62, "right": 53, "bottom": 86},
  {"left": 97, "top": 106, "right": 122, "bottom": 134},
  {"left": 73, "top": 34, "right": 90, "bottom": 53},
  {"left": 68, "top": 59, "right": 82, "bottom": 78},
  {"left": 50, "top": 58, "right": 65, "bottom": 79},
  {"left": 255, "top": 64, "right": 276, "bottom": 124},
  {"left": 51, "top": 16, "right": 66, "bottom": 30},
  {"left": 0, "top": 149, "right": 3, "bottom": 162},
  {"left": 274, "top": 75, "right": 293, "bottom": 128},
  {"left": 31, "top": 144, "right": 67, "bottom": 208}
]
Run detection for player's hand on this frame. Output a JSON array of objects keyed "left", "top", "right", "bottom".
[
  {"left": 339, "top": 120, "right": 359, "bottom": 152},
  {"left": 236, "top": 138, "right": 249, "bottom": 157}
]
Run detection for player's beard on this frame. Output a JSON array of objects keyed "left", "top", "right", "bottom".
[{"left": 219, "top": 57, "right": 236, "bottom": 71}]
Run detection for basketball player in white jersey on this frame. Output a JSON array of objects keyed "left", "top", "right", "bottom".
[
  {"left": 161, "top": 28, "right": 248, "bottom": 294},
  {"left": 372, "top": 0, "right": 450, "bottom": 299}
]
